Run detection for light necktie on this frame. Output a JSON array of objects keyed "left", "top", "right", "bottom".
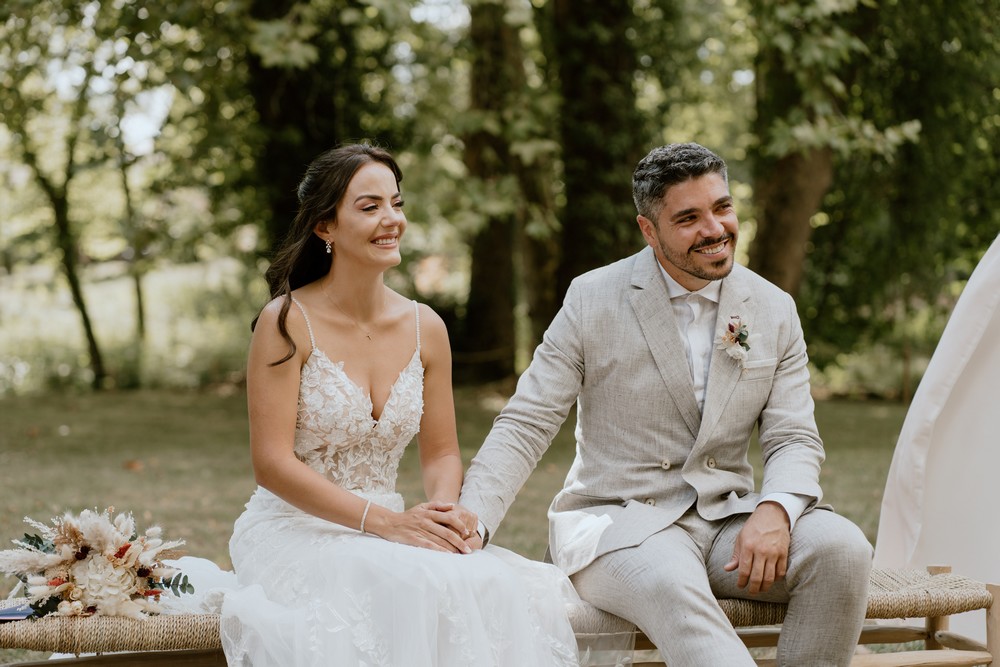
[{"left": 675, "top": 294, "right": 696, "bottom": 382}]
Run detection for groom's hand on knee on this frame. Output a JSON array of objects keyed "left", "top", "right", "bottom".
[{"left": 724, "top": 502, "right": 790, "bottom": 594}]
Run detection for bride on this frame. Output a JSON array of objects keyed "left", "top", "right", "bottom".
[{"left": 220, "top": 143, "right": 580, "bottom": 666}]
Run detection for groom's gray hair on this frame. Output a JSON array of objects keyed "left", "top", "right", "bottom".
[{"left": 632, "top": 143, "right": 728, "bottom": 222}]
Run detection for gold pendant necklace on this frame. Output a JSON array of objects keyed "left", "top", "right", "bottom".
[{"left": 321, "top": 282, "right": 384, "bottom": 341}]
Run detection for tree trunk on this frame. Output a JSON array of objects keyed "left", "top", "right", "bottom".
[
  {"left": 118, "top": 157, "right": 146, "bottom": 344},
  {"left": 246, "top": 0, "right": 367, "bottom": 250},
  {"left": 50, "top": 192, "right": 107, "bottom": 389},
  {"left": 513, "top": 171, "right": 560, "bottom": 352},
  {"left": 750, "top": 6, "right": 836, "bottom": 299},
  {"left": 551, "top": 0, "right": 647, "bottom": 301},
  {"left": 461, "top": 219, "right": 517, "bottom": 380},
  {"left": 459, "top": 0, "right": 518, "bottom": 382},
  {"left": 749, "top": 148, "right": 833, "bottom": 298}
]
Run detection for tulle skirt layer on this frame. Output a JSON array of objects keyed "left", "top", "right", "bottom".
[{"left": 221, "top": 487, "right": 580, "bottom": 667}]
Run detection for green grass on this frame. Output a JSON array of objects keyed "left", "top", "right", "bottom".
[{"left": 0, "top": 388, "right": 906, "bottom": 664}]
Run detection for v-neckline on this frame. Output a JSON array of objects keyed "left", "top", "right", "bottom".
[{"left": 307, "top": 347, "right": 420, "bottom": 424}]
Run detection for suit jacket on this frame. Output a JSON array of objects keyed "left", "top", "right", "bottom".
[{"left": 460, "top": 246, "right": 825, "bottom": 575}]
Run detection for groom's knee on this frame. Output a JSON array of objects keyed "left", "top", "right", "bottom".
[{"left": 790, "top": 511, "right": 873, "bottom": 592}]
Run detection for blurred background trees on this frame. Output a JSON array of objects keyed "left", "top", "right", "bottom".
[{"left": 1, "top": 0, "right": 997, "bottom": 397}]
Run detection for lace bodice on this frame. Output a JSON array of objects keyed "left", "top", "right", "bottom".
[{"left": 291, "top": 298, "right": 424, "bottom": 495}]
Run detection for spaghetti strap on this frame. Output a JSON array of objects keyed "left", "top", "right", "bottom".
[
  {"left": 289, "top": 296, "right": 317, "bottom": 351},
  {"left": 413, "top": 300, "right": 421, "bottom": 353}
]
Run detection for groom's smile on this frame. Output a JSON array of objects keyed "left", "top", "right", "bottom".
[{"left": 637, "top": 172, "right": 739, "bottom": 292}]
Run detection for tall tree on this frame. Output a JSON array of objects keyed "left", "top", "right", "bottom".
[
  {"left": 549, "top": 0, "right": 649, "bottom": 300},
  {"left": 458, "top": 0, "right": 562, "bottom": 380},
  {"left": 1, "top": 1, "right": 121, "bottom": 388},
  {"left": 801, "top": 0, "right": 1000, "bottom": 389},
  {"left": 459, "top": 0, "right": 518, "bottom": 380},
  {"left": 749, "top": 0, "right": 918, "bottom": 298},
  {"left": 0, "top": 0, "right": 255, "bottom": 389},
  {"left": 244, "top": 0, "right": 407, "bottom": 249}
]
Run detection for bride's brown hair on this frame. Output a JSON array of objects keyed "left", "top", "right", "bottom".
[{"left": 253, "top": 143, "right": 403, "bottom": 365}]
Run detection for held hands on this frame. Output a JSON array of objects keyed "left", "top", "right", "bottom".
[
  {"left": 369, "top": 501, "right": 480, "bottom": 554},
  {"left": 723, "top": 501, "right": 790, "bottom": 594}
]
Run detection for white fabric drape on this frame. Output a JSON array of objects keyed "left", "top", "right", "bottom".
[{"left": 874, "top": 233, "right": 1000, "bottom": 642}]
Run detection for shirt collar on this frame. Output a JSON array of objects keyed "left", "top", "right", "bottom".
[{"left": 658, "top": 262, "right": 722, "bottom": 304}]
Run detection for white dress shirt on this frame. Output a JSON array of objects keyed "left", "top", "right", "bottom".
[{"left": 658, "top": 265, "right": 807, "bottom": 530}]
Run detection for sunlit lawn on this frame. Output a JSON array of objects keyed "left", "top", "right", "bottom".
[{"left": 0, "top": 388, "right": 907, "bottom": 664}]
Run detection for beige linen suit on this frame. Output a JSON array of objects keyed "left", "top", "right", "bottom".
[{"left": 461, "top": 247, "right": 872, "bottom": 666}]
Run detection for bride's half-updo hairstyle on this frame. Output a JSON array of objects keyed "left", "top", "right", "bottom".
[{"left": 253, "top": 142, "right": 403, "bottom": 365}]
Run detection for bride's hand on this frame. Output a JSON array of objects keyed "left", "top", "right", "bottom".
[{"left": 372, "top": 501, "right": 473, "bottom": 554}]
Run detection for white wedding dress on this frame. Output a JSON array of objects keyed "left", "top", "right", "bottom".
[{"left": 219, "top": 299, "right": 581, "bottom": 667}]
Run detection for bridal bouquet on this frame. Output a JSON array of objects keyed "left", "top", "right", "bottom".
[{"left": 0, "top": 508, "right": 193, "bottom": 619}]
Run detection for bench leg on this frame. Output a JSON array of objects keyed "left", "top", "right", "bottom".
[
  {"left": 988, "top": 583, "right": 999, "bottom": 665},
  {"left": 925, "top": 565, "right": 952, "bottom": 650}
]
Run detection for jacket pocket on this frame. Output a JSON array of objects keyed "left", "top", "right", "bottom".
[{"left": 740, "top": 357, "right": 777, "bottom": 380}]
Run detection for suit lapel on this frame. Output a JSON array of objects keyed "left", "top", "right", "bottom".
[
  {"left": 697, "top": 270, "right": 754, "bottom": 445},
  {"left": 629, "top": 248, "right": 702, "bottom": 437}
]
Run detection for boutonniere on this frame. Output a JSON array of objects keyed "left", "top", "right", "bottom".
[{"left": 716, "top": 315, "right": 756, "bottom": 368}]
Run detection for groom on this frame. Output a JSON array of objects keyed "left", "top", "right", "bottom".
[{"left": 460, "top": 143, "right": 873, "bottom": 666}]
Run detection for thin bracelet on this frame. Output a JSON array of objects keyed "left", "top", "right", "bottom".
[{"left": 359, "top": 499, "right": 372, "bottom": 534}]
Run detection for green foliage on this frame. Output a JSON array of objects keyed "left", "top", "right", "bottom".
[
  {"left": 29, "top": 596, "right": 61, "bottom": 619},
  {"left": 644, "top": 0, "right": 755, "bottom": 166},
  {"left": 1, "top": 0, "right": 996, "bottom": 396},
  {"left": 18, "top": 534, "right": 52, "bottom": 553},
  {"left": 801, "top": 0, "right": 1000, "bottom": 369},
  {"left": 753, "top": 0, "right": 918, "bottom": 159},
  {"left": 249, "top": 6, "right": 320, "bottom": 68},
  {"left": 152, "top": 572, "right": 195, "bottom": 595}
]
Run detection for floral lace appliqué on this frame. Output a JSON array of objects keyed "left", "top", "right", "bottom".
[{"left": 294, "top": 348, "right": 424, "bottom": 494}]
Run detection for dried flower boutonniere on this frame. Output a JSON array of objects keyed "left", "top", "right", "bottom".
[{"left": 716, "top": 315, "right": 755, "bottom": 367}]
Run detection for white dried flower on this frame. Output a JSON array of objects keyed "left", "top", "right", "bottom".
[{"left": 71, "top": 555, "right": 139, "bottom": 614}]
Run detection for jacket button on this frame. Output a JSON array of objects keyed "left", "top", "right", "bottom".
[
  {"left": 644, "top": 498, "right": 656, "bottom": 506},
  {"left": 660, "top": 460, "right": 671, "bottom": 470},
  {"left": 707, "top": 457, "right": 717, "bottom": 469}
]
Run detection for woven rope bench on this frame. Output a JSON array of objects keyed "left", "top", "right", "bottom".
[
  {"left": 1, "top": 567, "right": 995, "bottom": 666},
  {"left": 573, "top": 566, "right": 997, "bottom": 666}
]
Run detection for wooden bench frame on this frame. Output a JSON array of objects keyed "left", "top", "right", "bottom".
[{"left": 1, "top": 567, "right": 995, "bottom": 666}]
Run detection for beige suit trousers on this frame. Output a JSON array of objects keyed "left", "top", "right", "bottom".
[{"left": 571, "top": 507, "right": 873, "bottom": 666}]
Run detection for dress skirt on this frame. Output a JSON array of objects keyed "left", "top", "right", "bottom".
[{"left": 220, "top": 487, "right": 580, "bottom": 667}]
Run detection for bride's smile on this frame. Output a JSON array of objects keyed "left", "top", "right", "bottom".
[{"left": 324, "top": 161, "right": 407, "bottom": 271}]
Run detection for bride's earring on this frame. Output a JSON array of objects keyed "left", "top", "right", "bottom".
[{"left": 325, "top": 239, "right": 332, "bottom": 254}]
